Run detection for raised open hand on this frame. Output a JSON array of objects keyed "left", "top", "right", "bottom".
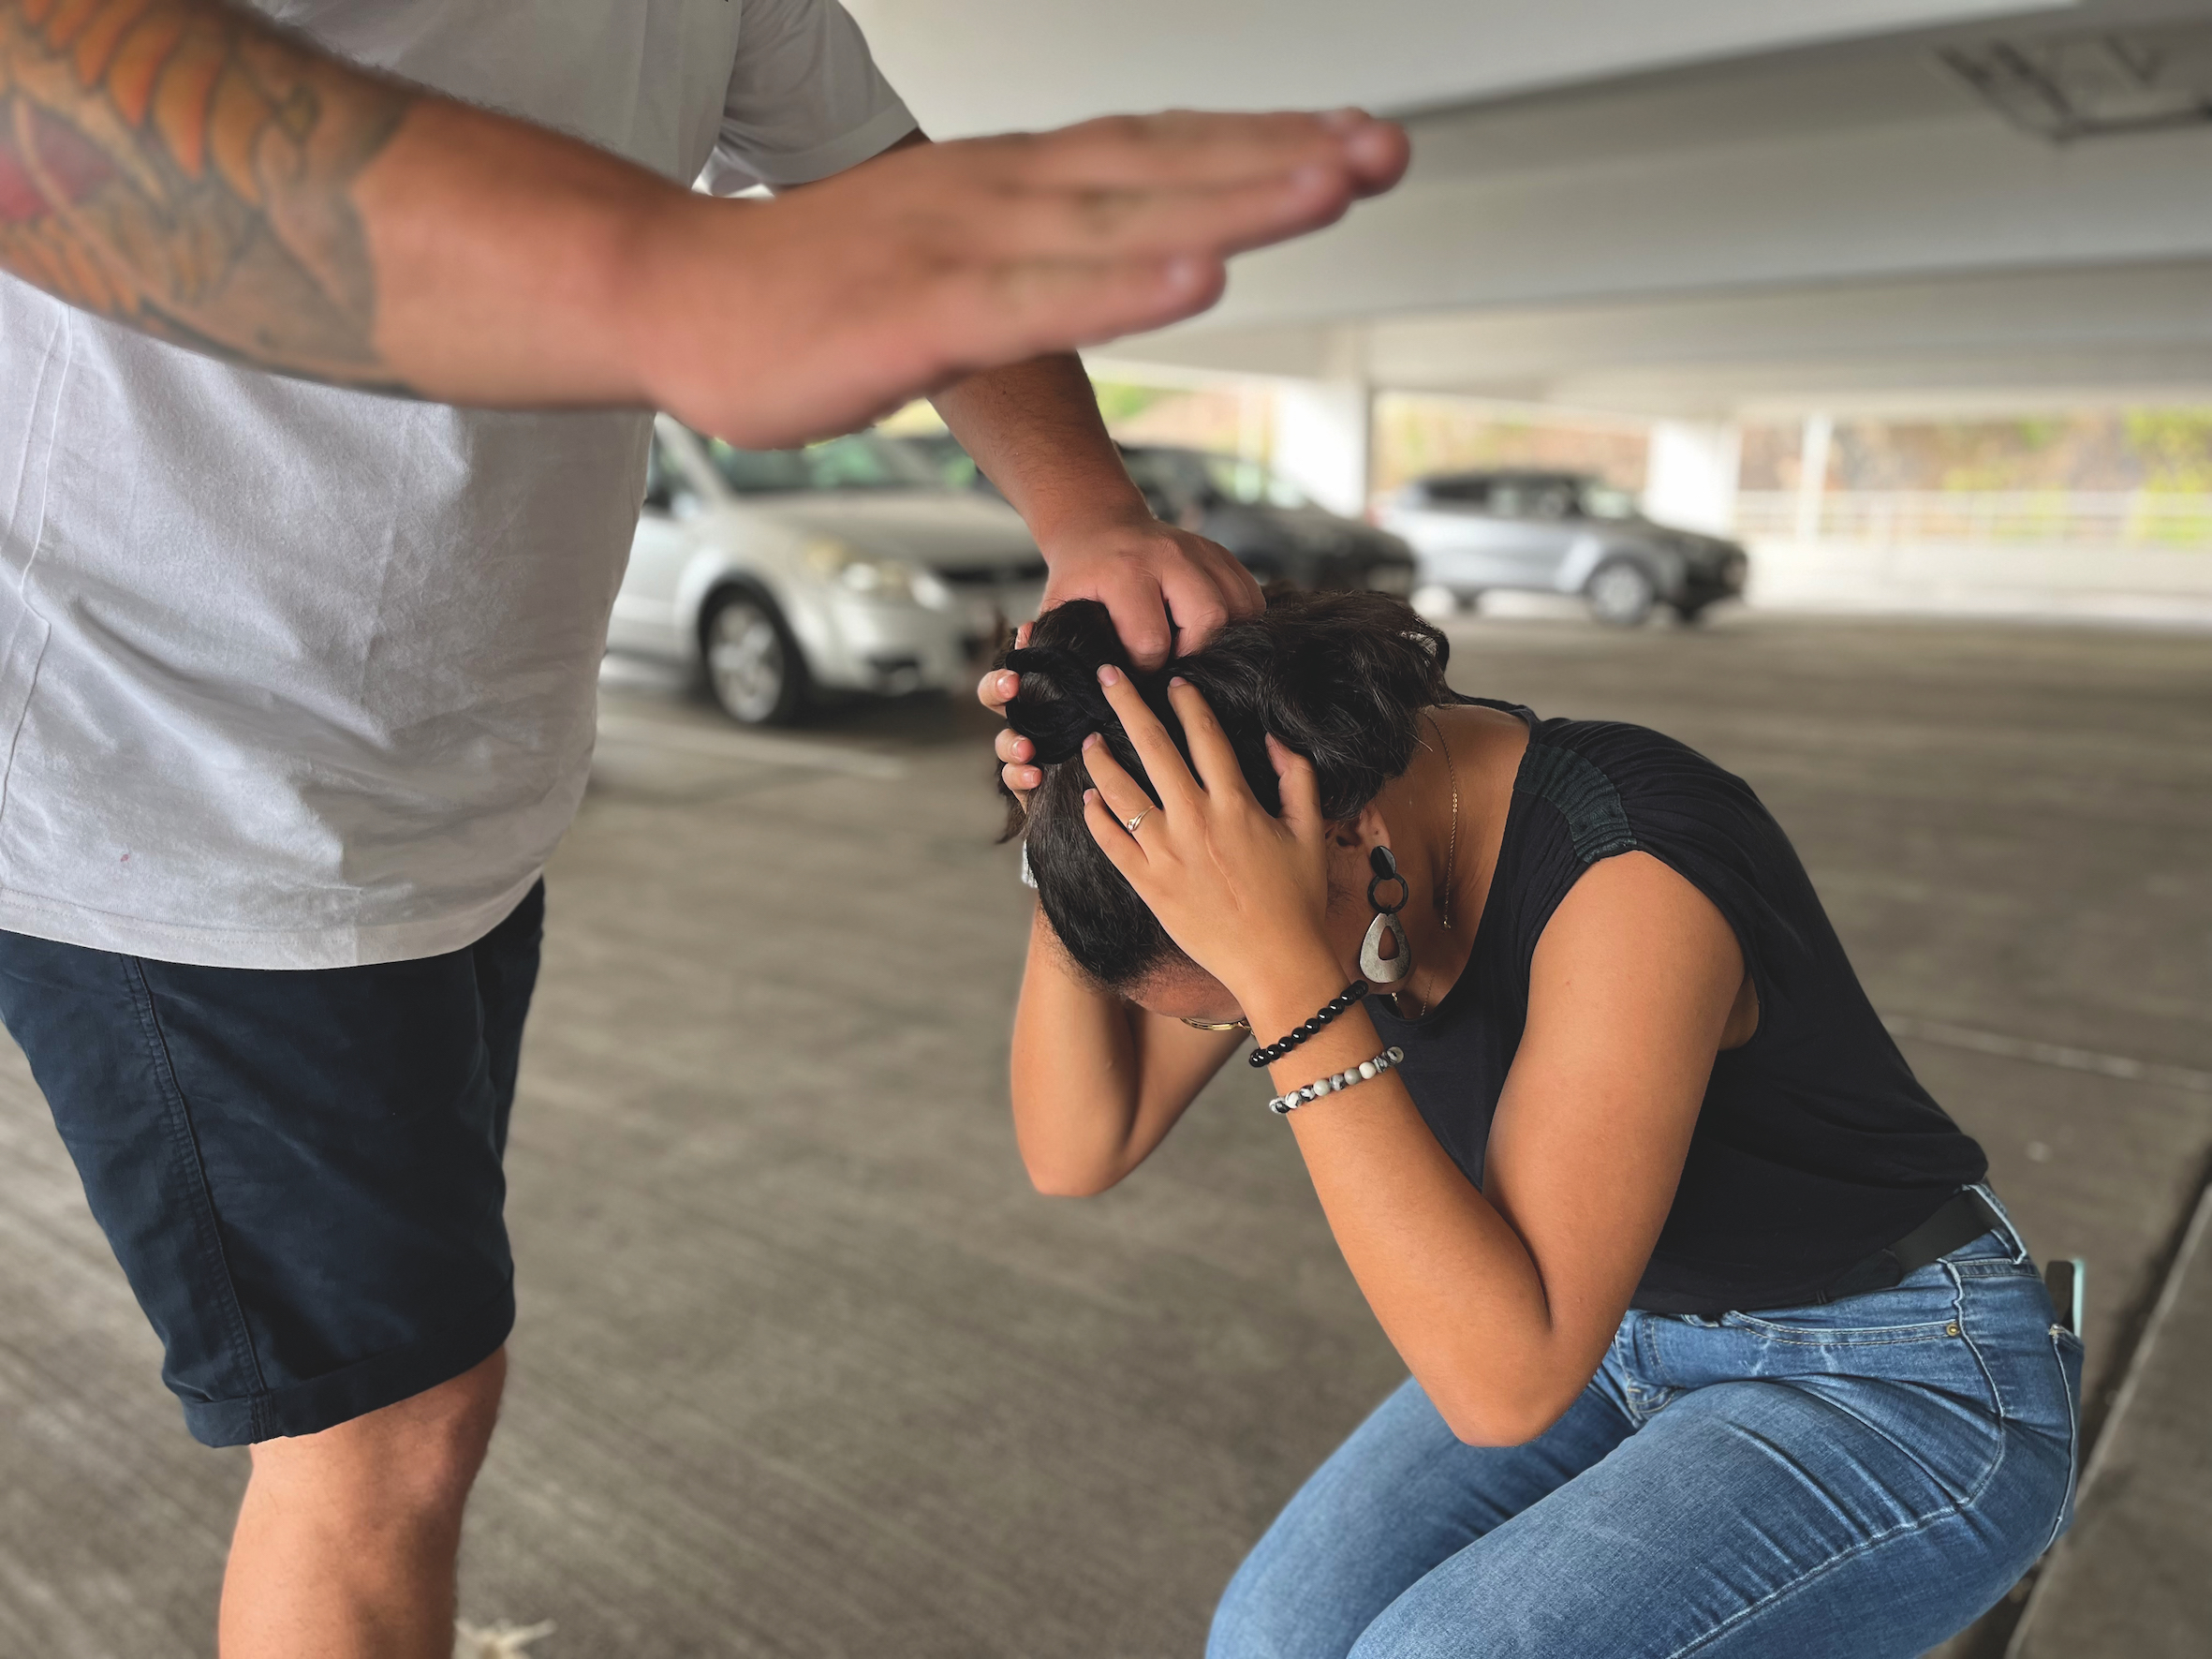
[{"left": 640, "top": 111, "right": 1409, "bottom": 448}]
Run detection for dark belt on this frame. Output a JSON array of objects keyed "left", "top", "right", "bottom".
[{"left": 1819, "top": 1188, "right": 2009, "bottom": 1302}]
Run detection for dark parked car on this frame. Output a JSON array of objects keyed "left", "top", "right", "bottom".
[
  {"left": 1378, "top": 469, "right": 1747, "bottom": 626},
  {"left": 907, "top": 434, "right": 1417, "bottom": 597},
  {"left": 1119, "top": 446, "right": 1415, "bottom": 595},
  {"left": 903, "top": 431, "right": 1005, "bottom": 500}
]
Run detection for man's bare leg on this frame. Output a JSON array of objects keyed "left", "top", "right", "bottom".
[{"left": 218, "top": 1347, "right": 508, "bottom": 1659}]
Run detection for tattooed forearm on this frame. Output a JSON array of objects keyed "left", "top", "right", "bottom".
[{"left": 0, "top": 0, "right": 416, "bottom": 387}]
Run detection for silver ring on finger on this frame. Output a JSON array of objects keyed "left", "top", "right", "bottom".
[{"left": 1125, "top": 807, "right": 1153, "bottom": 836}]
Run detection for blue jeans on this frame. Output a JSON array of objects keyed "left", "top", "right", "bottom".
[{"left": 1211, "top": 1203, "right": 2082, "bottom": 1659}]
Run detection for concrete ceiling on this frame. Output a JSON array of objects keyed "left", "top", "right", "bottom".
[
  {"left": 1099, "top": 262, "right": 2212, "bottom": 418},
  {"left": 1077, "top": 0, "right": 2212, "bottom": 416},
  {"left": 840, "top": 0, "right": 2212, "bottom": 416},
  {"left": 846, "top": 0, "right": 2072, "bottom": 136}
]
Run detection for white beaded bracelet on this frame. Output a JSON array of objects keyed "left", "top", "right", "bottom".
[{"left": 1269, "top": 1046, "right": 1407, "bottom": 1115}]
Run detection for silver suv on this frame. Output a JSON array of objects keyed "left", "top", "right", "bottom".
[{"left": 1377, "top": 470, "right": 1747, "bottom": 626}]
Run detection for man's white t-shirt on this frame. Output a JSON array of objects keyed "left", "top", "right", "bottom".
[{"left": 0, "top": 0, "right": 914, "bottom": 968}]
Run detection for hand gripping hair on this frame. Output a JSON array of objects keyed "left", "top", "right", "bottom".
[{"left": 999, "top": 591, "right": 1453, "bottom": 993}]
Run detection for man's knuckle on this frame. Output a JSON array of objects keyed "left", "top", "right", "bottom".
[
  {"left": 1091, "top": 113, "right": 1149, "bottom": 147},
  {"left": 1069, "top": 186, "right": 1141, "bottom": 235}
]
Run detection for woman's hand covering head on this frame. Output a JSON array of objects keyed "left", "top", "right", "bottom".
[{"left": 998, "top": 590, "right": 1453, "bottom": 992}]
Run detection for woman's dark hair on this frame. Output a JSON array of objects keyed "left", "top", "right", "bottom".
[{"left": 999, "top": 589, "right": 1453, "bottom": 994}]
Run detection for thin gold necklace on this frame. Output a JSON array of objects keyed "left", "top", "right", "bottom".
[
  {"left": 1395, "top": 712, "right": 1463, "bottom": 1021},
  {"left": 1426, "top": 710, "right": 1460, "bottom": 932}
]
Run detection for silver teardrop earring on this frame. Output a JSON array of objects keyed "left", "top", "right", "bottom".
[{"left": 1360, "top": 846, "right": 1415, "bottom": 985}]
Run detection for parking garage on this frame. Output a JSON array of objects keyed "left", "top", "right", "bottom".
[{"left": 2, "top": 2, "right": 2208, "bottom": 1656}]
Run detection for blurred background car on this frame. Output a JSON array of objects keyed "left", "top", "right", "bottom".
[
  {"left": 1378, "top": 470, "right": 1748, "bottom": 626},
  {"left": 1118, "top": 446, "right": 1418, "bottom": 597},
  {"left": 904, "top": 433, "right": 1418, "bottom": 598},
  {"left": 903, "top": 431, "right": 1006, "bottom": 500},
  {"left": 609, "top": 420, "right": 1044, "bottom": 724}
]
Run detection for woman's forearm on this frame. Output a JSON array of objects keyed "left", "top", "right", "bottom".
[
  {"left": 1011, "top": 910, "right": 1143, "bottom": 1193},
  {"left": 1287, "top": 1067, "right": 1579, "bottom": 1444},
  {"left": 1010, "top": 908, "right": 1233, "bottom": 1194},
  {"left": 1231, "top": 857, "right": 1734, "bottom": 1446},
  {"left": 1240, "top": 972, "right": 1584, "bottom": 1444}
]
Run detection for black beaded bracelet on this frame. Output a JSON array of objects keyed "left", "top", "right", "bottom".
[{"left": 1248, "top": 981, "right": 1370, "bottom": 1068}]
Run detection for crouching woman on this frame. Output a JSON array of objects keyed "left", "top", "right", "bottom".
[{"left": 984, "top": 592, "right": 2080, "bottom": 1659}]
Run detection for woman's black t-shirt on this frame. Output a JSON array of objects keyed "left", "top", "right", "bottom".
[{"left": 1366, "top": 702, "right": 1986, "bottom": 1315}]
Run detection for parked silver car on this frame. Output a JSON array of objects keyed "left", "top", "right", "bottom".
[
  {"left": 1377, "top": 470, "right": 1748, "bottom": 626},
  {"left": 609, "top": 420, "right": 1044, "bottom": 723}
]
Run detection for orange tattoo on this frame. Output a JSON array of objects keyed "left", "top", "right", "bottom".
[
  {"left": 0, "top": 0, "right": 415, "bottom": 389},
  {"left": 106, "top": 9, "right": 187, "bottom": 126},
  {"left": 70, "top": 0, "right": 155, "bottom": 86}
]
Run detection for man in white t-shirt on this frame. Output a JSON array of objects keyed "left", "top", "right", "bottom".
[{"left": 0, "top": 0, "right": 1406, "bottom": 1650}]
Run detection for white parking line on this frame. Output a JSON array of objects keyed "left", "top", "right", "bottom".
[
  {"left": 594, "top": 714, "right": 907, "bottom": 780},
  {"left": 455, "top": 1620, "right": 557, "bottom": 1658},
  {"left": 1882, "top": 1015, "right": 2212, "bottom": 1094}
]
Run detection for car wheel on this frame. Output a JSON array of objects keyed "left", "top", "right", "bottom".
[
  {"left": 1410, "top": 583, "right": 1459, "bottom": 620},
  {"left": 701, "top": 587, "right": 806, "bottom": 725},
  {"left": 1585, "top": 560, "right": 1659, "bottom": 628}
]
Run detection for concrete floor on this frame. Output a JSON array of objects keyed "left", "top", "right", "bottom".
[
  {"left": 0, "top": 612, "right": 2205, "bottom": 1655},
  {"left": 2012, "top": 1185, "right": 2212, "bottom": 1658}
]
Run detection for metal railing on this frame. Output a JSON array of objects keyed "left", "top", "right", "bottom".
[{"left": 1733, "top": 491, "right": 2212, "bottom": 548}]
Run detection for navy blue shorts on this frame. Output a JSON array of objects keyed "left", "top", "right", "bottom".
[{"left": 0, "top": 883, "right": 542, "bottom": 1446}]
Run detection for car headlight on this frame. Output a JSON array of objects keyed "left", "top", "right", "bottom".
[
  {"left": 907, "top": 567, "right": 953, "bottom": 610},
  {"left": 802, "top": 537, "right": 919, "bottom": 603}
]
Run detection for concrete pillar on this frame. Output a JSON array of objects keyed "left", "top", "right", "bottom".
[
  {"left": 1793, "top": 413, "right": 1834, "bottom": 543},
  {"left": 1644, "top": 419, "right": 1743, "bottom": 537},
  {"left": 1268, "top": 329, "right": 1372, "bottom": 517},
  {"left": 1235, "top": 382, "right": 1269, "bottom": 465}
]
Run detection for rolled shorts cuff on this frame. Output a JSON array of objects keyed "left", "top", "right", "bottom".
[{"left": 179, "top": 1277, "right": 515, "bottom": 1447}]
